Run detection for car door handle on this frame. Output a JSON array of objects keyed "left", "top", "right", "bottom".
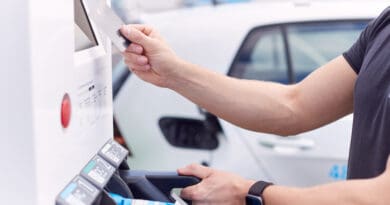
[{"left": 258, "top": 136, "right": 315, "bottom": 151}]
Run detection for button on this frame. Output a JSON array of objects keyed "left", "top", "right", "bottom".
[{"left": 61, "top": 93, "right": 71, "bottom": 128}]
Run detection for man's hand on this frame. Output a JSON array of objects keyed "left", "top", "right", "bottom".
[
  {"left": 178, "top": 164, "right": 255, "bottom": 205},
  {"left": 177, "top": 158, "right": 390, "bottom": 205},
  {"left": 120, "top": 25, "right": 185, "bottom": 88}
]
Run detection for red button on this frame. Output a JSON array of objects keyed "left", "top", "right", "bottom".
[{"left": 61, "top": 93, "right": 71, "bottom": 128}]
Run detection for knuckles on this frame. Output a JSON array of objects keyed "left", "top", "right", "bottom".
[
  {"left": 132, "top": 31, "right": 144, "bottom": 44},
  {"left": 187, "top": 163, "right": 201, "bottom": 170},
  {"left": 182, "top": 188, "right": 205, "bottom": 201}
]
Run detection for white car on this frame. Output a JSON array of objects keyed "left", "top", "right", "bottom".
[{"left": 113, "top": 1, "right": 388, "bottom": 187}]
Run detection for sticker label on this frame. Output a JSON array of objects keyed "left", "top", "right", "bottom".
[
  {"left": 329, "top": 164, "right": 347, "bottom": 180},
  {"left": 81, "top": 155, "right": 115, "bottom": 188},
  {"left": 56, "top": 176, "right": 100, "bottom": 205},
  {"left": 98, "top": 139, "right": 128, "bottom": 167}
]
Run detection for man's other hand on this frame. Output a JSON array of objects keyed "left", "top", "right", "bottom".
[{"left": 178, "top": 164, "right": 255, "bottom": 205}]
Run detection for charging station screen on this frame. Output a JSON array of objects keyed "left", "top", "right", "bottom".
[{"left": 74, "top": 0, "right": 98, "bottom": 52}]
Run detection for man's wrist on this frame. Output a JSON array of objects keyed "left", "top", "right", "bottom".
[
  {"left": 240, "top": 180, "right": 257, "bottom": 199},
  {"left": 166, "top": 58, "right": 206, "bottom": 93},
  {"left": 165, "top": 58, "right": 193, "bottom": 90}
]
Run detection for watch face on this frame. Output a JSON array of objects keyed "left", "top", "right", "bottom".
[{"left": 246, "top": 195, "right": 263, "bottom": 205}]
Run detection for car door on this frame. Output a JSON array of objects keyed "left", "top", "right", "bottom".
[{"left": 217, "top": 20, "right": 368, "bottom": 186}]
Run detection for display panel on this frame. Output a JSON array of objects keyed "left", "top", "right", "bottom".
[{"left": 74, "top": 0, "right": 98, "bottom": 51}]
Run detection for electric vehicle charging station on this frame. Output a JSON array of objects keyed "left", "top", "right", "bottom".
[
  {"left": 0, "top": 0, "right": 260, "bottom": 204},
  {"left": 1, "top": 0, "right": 113, "bottom": 203}
]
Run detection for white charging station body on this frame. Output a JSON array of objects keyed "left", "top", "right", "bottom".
[{"left": 1, "top": 0, "right": 113, "bottom": 204}]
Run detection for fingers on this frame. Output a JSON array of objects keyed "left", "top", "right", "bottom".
[
  {"left": 180, "top": 183, "right": 206, "bottom": 201},
  {"left": 178, "top": 164, "right": 213, "bottom": 179},
  {"left": 121, "top": 25, "right": 152, "bottom": 47},
  {"left": 125, "top": 43, "right": 144, "bottom": 54},
  {"left": 121, "top": 26, "right": 151, "bottom": 71},
  {"left": 124, "top": 52, "right": 149, "bottom": 66},
  {"left": 127, "top": 64, "right": 151, "bottom": 72},
  {"left": 177, "top": 164, "right": 212, "bottom": 201},
  {"left": 130, "top": 24, "right": 154, "bottom": 36},
  {"left": 123, "top": 42, "right": 149, "bottom": 71},
  {"left": 178, "top": 164, "right": 212, "bottom": 200}
]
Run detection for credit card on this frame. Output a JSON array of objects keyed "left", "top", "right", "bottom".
[{"left": 83, "top": 0, "right": 131, "bottom": 52}]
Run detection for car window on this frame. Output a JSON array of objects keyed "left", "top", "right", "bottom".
[
  {"left": 287, "top": 21, "right": 367, "bottom": 82},
  {"left": 230, "top": 27, "right": 289, "bottom": 84},
  {"left": 229, "top": 20, "right": 368, "bottom": 84}
]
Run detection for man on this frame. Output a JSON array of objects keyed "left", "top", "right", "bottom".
[{"left": 119, "top": 6, "right": 390, "bottom": 205}]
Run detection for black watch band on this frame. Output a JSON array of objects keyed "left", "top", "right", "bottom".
[{"left": 248, "top": 181, "right": 273, "bottom": 197}]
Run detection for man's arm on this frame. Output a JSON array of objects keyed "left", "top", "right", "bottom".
[
  {"left": 120, "top": 25, "right": 356, "bottom": 135},
  {"left": 172, "top": 56, "right": 356, "bottom": 135},
  {"left": 178, "top": 159, "right": 390, "bottom": 205},
  {"left": 263, "top": 177, "right": 387, "bottom": 205}
]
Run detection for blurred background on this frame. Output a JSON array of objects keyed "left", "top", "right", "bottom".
[{"left": 112, "top": 0, "right": 381, "bottom": 14}]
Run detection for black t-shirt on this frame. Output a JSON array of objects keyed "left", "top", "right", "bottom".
[{"left": 343, "top": 7, "right": 390, "bottom": 179}]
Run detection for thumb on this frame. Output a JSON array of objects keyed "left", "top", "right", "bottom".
[
  {"left": 121, "top": 25, "right": 152, "bottom": 48},
  {"left": 178, "top": 164, "right": 212, "bottom": 179}
]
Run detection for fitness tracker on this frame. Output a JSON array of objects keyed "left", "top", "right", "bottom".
[{"left": 248, "top": 181, "right": 274, "bottom": 197}]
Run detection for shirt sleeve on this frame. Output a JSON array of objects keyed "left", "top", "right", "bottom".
[
  {"left": 342, "top": 20, "right": 374, "bottom": 74},
  {"left": 343, "top": 6, "right": 389, "bottom": 74}
]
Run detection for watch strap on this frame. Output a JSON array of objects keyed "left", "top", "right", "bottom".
[{"left": 248, "top": 181, "right": 273, "bottom": 197}]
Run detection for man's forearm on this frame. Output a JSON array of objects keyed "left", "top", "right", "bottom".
[
  {"left": 168, "top": 60, "right": 298, "bottom": 135},
  {"left": 262, "top": 175, "right": 389, "bottom": 205},
  {"left": 167, "top": 56, "right": 355, "bottom": 135}
]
